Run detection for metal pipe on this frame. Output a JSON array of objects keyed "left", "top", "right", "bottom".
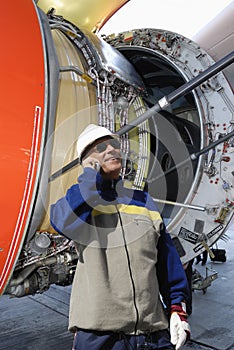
[
  {"left": 8, "top": 253, "right": 78, "bottom": 287},
  {"left": 151, "top": 127, "right": 234, "bottom": 182},
  {"left": 9, "top": 256, "right": 57, "bottom": 286},
  {"left": 48, "top": 51, "right": 234, "bottom": 182},
  {"left": 60, "top": 66, "right": 95, "bottom": 85},
  {"left": 49, "top": 158, "right": 79, "bottom": 182},
  {"left": 116, "top": 50, "right": 234, "bottom": 135},
  {"left": 153, "top": 198, "right": 206, "bottom": 211},
  {"left": 191, "top": 129, "right": 234, "bottom": 160}
]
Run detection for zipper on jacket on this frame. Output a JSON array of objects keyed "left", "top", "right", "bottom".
[{"left": 115, "top": 204, "right": 139, "bottom": 334}]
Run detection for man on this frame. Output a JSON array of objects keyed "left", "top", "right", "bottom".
[{"left": 50, "top": 124, "right": 190, "bottom": 350}]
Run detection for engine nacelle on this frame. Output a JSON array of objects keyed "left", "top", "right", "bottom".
[{"left": 1, "top": 1, "right": 234, "bottom": 296}]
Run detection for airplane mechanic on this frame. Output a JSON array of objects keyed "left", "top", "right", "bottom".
[{"left": 50, "top": 124, "right": 191, "bottom": 350}]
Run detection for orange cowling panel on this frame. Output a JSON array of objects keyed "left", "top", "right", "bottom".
[
  {"left": 37, "top": 0, "right": 129, "bottom": 32},
  {"left": 0, "top": 1, "right": 45, "bottom": 295}
]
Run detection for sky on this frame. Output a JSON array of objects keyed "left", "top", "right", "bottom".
[{"left": 100, "top": 0, "right": 233, "bottom": 39}]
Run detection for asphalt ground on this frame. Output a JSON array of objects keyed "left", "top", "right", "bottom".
[{"left": 0, "top": 228, "right": 233, "bottom": 350}]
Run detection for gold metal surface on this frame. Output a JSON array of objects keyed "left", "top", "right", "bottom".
[
  {"left": 37, "top": 0, "right": 129, "bottom": 32},
  {"left": 40, "top": 29, "right": 97, "bottom": 231}
]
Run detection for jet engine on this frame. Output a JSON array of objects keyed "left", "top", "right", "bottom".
[{"left": 1, "top": 0, "right": 234, "bottom": 297}]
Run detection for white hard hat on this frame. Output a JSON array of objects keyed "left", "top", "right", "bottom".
[{"left": 77, "top": 124, "right": 116, "bottom": 161}]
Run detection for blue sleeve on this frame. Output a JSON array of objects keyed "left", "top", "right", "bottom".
[
  {"left": 156, "top": 222, "right": 189, "bottom": 308},
  {"left": 50, "top": 168, "right": 102, "bottom": 239}
]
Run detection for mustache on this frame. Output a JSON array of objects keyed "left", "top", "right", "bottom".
[{"left": 106, "top": 150, "right": 122, "bottom": 158}]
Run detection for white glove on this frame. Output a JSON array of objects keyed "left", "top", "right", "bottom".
[{"left": 170, "top": 303, "right": 191, "bottom": 350}]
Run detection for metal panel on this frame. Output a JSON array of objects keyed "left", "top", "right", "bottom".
[
  {"left": 37, "top": 0, "right": 129, "bottom": 32},
  {"left": 0, "top": 1, "right": 45, "bottom": 294}
]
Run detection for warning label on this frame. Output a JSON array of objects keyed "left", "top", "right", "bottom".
[{"left": 178, "top": 227, "right": 199, "bottom": 244}]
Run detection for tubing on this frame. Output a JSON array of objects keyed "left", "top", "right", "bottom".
[{"left": 48, "top": 51, "right": 234, "bottom": 181}]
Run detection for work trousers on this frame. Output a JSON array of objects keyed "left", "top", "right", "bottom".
[{"left": 72, "top": 328, "right": 175, "bottom": 350}]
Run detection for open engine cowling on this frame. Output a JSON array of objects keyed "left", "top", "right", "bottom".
[{"left": 1, "top": 2, "right": 234, "bottom": 296}]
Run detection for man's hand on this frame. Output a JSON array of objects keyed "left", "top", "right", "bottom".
[
  {"left": 82, "top": 156, "right": 101, "bottom": 172},
  {"left": 170, "top": 302, "right": 191, "bottom": 350}
]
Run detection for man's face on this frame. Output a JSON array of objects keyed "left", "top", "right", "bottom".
[{"left": 84, "top": 137, "right": 122, "bottom": 180}]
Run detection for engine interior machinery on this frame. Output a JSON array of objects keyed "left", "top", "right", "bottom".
[{"left": 1, "top": 0, "right": 234, "bottom": 297}]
